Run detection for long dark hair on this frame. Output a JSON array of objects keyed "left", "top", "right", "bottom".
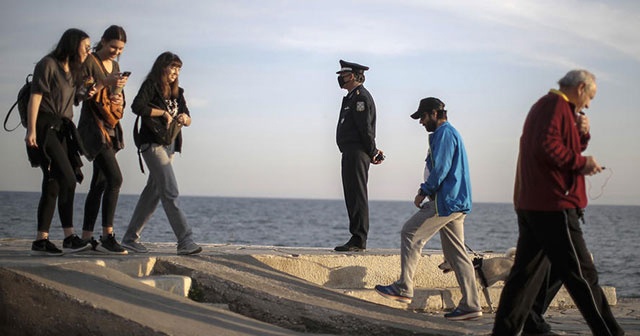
[
  {"left": 49, "top": 28, "right": 89, "bottom": 84},
  {"left": 94, "top": 25, "right": 127, "bottom": 56},
  {"left": 146, "top": 52, "right": 183, "bottom": 99}
]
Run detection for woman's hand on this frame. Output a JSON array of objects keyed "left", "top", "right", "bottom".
[
  {"left": 103, "top": 73, "right": 120, "bottom": 87},
  {"left": 114, "top": 74, "right": 128, "bottom": 90},
  {"left": 25, "top": 93, "right": 41, "bottom": 148},
  {"left": 109, "top": 93, "right": 124, "bottom": 105},
  {"left": 87, "top": 84, "right": 98, "bottom": 98},
  {"left": 25, "top": 129, "right": 38, "bottom": 148},
  {"left": 163, "top": 111, "right": 174, "bottom": 127},
  {"left": 176, "top": 113, "right": 191, "bottom": 126}
]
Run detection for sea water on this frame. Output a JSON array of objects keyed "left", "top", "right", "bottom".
[{"left": 0, "top": 191, "right": 638, "bottom": 298}]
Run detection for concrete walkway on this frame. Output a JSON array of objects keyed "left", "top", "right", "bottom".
[{"left": 0, "top": 238, "right": 638, "bottom": 335}]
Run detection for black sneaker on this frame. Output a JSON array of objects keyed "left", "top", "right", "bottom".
[
  {"left": 96, "top": 234, "right": 128, "bottom": 255},
  {"left": 62, "top": 234, "right": 91, "bottom": 254},
  {"left": 85, "top": 237, "right": 99, "bottom": 250},
  {"left": 30, "top": 239, "right": 63, "bottom": 256}
]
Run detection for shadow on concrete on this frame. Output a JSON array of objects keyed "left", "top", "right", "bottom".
[
  {"left": 325, "top": 266, "right": 367, "bottom": 288},
  {"left": 0, "top": 262, "right": 301, "bottom": 336},
  {"left": 151, "top": 254, "right": 470, "bottom": 335}
]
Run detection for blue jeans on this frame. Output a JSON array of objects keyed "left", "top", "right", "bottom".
[{"left": 123, "top": 143, "right": 195, "bottom": 248}]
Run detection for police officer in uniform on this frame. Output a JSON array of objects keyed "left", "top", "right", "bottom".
[{"left": 335, "top": 60, "right": 384, "bottom": 252}]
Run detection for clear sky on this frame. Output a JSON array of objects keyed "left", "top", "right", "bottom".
[{"left": 1, "top": 0, "right": 638, "bottom": 205}]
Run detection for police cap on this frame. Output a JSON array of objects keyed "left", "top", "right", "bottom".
[{"left": 336, "top": 60, "right": 369, "bottom": 74}]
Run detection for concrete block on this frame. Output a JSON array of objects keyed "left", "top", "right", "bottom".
[
  {"left": 137, "top": 275, "right": 192, "bottom": 297},
  {"left": 104, "top": 257, "right": 157, "bottom": 277},
  {"left": 254, "top": 252, "right": 484, "bottom": 289}
]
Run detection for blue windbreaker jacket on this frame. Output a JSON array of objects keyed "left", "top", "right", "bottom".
[{"left": 419, "top": 122, "right": 472, "bottom": 216}]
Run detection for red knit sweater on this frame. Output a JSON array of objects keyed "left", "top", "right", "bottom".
[{"left": 515, "top": 90, "right": 590, "bottom": 211}]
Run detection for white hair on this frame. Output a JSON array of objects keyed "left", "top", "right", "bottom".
[{"left": 558, "top": 69, "right": 596, "bottom": 93}]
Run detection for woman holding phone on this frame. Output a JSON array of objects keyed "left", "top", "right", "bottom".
[{"left": 77, "top": 25, "right": 129, "bottom": 254}]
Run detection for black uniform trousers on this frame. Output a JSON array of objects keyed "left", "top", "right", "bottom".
[
  {"left": 492, "top": 209, "right": 624, "bottom": 336},
  {"left": 340, "top": 147, "right": 370, "bottom": 248}
]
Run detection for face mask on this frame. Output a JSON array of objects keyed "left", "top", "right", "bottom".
[{"left": 337, "top": 74, "right": 351, "bottom": 88}]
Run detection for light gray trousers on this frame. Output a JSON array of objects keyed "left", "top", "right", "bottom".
[
  {"left": 395, "top": 201, "right": 481, "bottom": 312},
  {"left": 123, "top": 143, "right": 194, "bottom": 248}
]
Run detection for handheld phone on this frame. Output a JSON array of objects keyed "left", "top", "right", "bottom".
[{"left": 120, "top": 71, "right": 131, "bottom": 78}]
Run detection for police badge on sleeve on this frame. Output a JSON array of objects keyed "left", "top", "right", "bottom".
[{"left": 356, "top": 101, "right": 365, "bottom": 112}]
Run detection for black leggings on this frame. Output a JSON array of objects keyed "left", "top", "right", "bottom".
[
  {"left": 82, "top": 146, "right": 123, "bottom": 232},
  {"left": 37, "top": 129, "right": 77, "bottom": 232}
]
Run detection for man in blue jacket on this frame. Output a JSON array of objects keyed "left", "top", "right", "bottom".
[{"left": 375, "top": 97, "right": 482, "bottom": 320}]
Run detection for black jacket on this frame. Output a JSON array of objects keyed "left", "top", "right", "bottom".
[
  {"left": 131, "top": 79, "right": 189, "bottom": 153},
  {"left": 28, "top": 112, "right": 85, "bottom": 183},
  {"left": 336, "top": 84, "right": 377, "bottom": 157}
]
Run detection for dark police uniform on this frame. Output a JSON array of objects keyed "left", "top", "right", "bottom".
[{"left": 335, "top": 60, "right": 378, "bottom": 251}]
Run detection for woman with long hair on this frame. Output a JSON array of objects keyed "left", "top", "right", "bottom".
[
  {"left": 121, "top": 52, "right": 201, "bottom": 255},
  {"left": 77, "top": 25, "right": 129, "bottom": 254},
  {"left": 25, "top": 28, "right": 92, "bottom": 255}
]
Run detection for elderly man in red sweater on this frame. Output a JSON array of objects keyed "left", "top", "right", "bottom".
[{"left": 492, "top": 70, "right": 624, "bottom": 336}]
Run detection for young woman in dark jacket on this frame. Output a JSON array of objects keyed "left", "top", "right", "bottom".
[
  {"left": 77, "top": 25, "right": 129, "bottom": 254},
  {"left": 121, "top": 52, "right": 201, "bottom": 255},
  {"left": 25, "top": 28, "right": 92, "bottom": 256}
]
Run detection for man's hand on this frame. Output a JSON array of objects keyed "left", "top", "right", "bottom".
[
  {"left": 372, "top": 149, "right": 385, "bottom": 164},
  {"left": 414, "top": 192, "right": 427, "bottom": 208},
  {"left": 577, "top": 113, "right": 590, "bottom": 135},
  {"left": 580, "top": 155, "right": 603, "bottom": 176}
]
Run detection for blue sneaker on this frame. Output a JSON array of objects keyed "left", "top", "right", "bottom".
[
  {"left": 444, "top": 307, "right": 483, "bottom": 321},
  {"left": 374, "top": 284, "right": 412, "bottom": 304}
]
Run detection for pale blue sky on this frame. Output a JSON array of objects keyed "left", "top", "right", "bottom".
[{"left": 1, "top": 0, "right": 638, "bottom": 205}]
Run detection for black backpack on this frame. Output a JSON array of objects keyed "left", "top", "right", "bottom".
[{"left": 3, "top": 74, "right": 32, "bottom": 132}]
